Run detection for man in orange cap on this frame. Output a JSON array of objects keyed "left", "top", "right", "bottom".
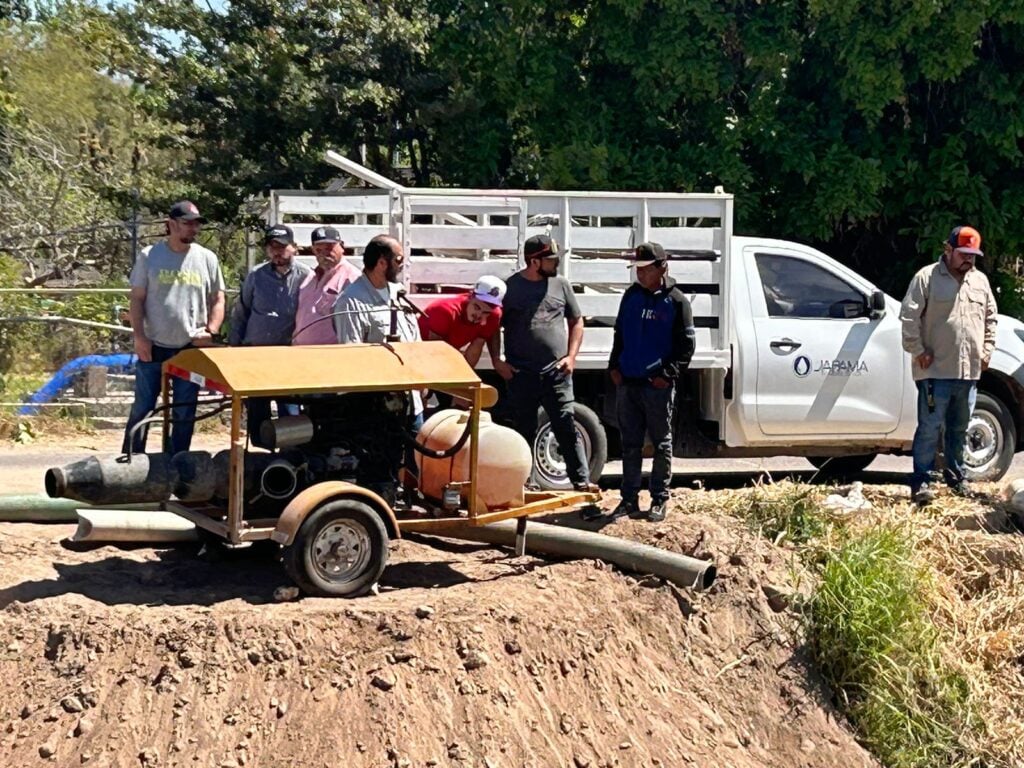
[{"left": 900, "top": 225, "right": 997, "bottom": 504}]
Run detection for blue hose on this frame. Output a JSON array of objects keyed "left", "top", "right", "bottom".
[{"left": 19, "top": 354, "right": 136, "bottom": 415}]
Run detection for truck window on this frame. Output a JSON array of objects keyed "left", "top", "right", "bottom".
[{"left": 755, "top": 253, "right": 866, "bottom": 319}]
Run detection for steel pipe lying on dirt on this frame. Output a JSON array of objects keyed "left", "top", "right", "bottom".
[
  {"left": 0, "top": 494, "right": 161, "bottom": 523},
  {"left": 71, "top": 510, "right": 198, "bottom": 544},
  {"left": 423, "top": 520, "right": 717, "bottom": 591}
]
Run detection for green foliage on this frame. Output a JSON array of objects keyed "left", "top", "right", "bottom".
[{"left": 806, "top": 525, "right": 976, "bottom": 767}]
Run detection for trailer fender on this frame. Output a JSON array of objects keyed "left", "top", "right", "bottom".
[{"left": 271, "top": 482, "right": 400, "bottom": 546}]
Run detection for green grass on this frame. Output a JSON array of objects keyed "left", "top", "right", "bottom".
[
  {"left": 805, "top": 525, "right": 976, "bottom": 768},
  {"left": 734, "top": 480, "right": 828, "bottom": 545}
]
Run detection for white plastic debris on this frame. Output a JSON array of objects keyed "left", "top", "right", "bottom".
[{"left": 822, "top": 481, "right": 873, "bottom": 513}]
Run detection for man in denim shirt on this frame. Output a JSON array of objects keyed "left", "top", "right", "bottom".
[{"left": 229, "top": 224, "right": 310, "bottom": 444}]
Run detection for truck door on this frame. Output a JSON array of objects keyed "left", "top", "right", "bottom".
[{"left": 748, "top": 248, "right": 904, "bottom": 437}]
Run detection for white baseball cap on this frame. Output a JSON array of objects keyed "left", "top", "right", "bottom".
[{"left": 473, "top": 275, "right": 507, "bottom": 307}]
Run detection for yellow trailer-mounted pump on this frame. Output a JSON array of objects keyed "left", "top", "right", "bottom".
[{"left": 46, "top": 340, "right": 598, "bottom": 597}]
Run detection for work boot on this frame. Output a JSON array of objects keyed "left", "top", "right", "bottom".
[
  {"left": 647, "top": 499, "right": 668, "bottom": 522},
  {"left": 581, "top": 498, "right": 636, "bottom": 522},
  {"left": 573, "top": 481, "right": 601, "bottom": 494},
  {"left": 912, "top": 481, "right": 936, "bottom": 507},
  {"left": 947, "top": 480, "right": 976, "bottom": 499}
]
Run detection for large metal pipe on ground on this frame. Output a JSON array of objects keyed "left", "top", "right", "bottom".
[
  {"left": 422, "top": 520, "right": 717, "bottom": 591},
  {"left": 71, "top": 510, "right": 199, "bottom": 543},
  {"left": 0, "top": 494, "right": 161, "bottom": 523}
]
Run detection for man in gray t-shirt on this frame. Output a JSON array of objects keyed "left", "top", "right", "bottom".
[
  {"left": 495, "top": 235, "right": 595, "bottom": 492},
  {"left": 122, "top": 201, "right": 226, "bottom": 455}
]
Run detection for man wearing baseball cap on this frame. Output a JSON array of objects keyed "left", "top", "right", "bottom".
[
  {"left": 292, "top": 226, "right": 362, "bottom": 345},
  {"left": 900, "top": 225, "right": 997, "bottom": 504},
  {"left": 418, "top": 275, "right": 506, "bottom": 367},
  {"left": 122, "top": 200, "right": 225, "bottom": 455},
  {"left": 228, "top": 224, "right": 310, "bottom": 444},
  {"left": 496, "top": 234, "right": 598, "bottom": 492},
  {"left": 583, "top": 242, "right": 695, "bottom": 523}
]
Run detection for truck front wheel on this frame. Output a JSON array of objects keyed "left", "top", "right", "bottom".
[
  {"left": 964, "top": 392, "right": 1016, "bottom": 482},
  {"left": 533, "top": 403, "right": 608, "bottom": 490}
]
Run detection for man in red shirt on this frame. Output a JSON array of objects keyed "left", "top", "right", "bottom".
[{"left": 418, "top": 275, "right": 506, "bottom": 366}]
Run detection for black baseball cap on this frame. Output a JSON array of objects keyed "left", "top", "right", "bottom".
[
  {"left": 524, "top": 234, "right": 563, "bottom": 260},
  {"left": 168, "top": 200, "right": 206, "bottom": 223},
  {"left": 629, "top": 242, "right": 668, "bottom": 267},
  {"left": 264, "top": 224, "right": 294, "bottom": 245},
  {"left": 311, "top": 226, "right": 342, "bottom": 244}
]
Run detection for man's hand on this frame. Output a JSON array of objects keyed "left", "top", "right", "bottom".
[
  {"left": 133, "top": 335, "right": 152, "bottom": 362},
  {"left": 609, "top": 369, "right": 623, "bottom": 387},
  {"left": 191, "top": 330, "right": 215, "bottom": 348},
  {"left": 651, "top": 376, "right": 671, "bottom": 389},
  {"left": 555, "top": 355, "right": 576, "bottom": 376},
  {"left": 493, "top": 359, "right": 516, "bottom": 381},
  {"left": 982, "top": 358, "right": 991, "bottom": 371},
  {"left": 915, "top": 351, "right": 934, "bottom": 369}
]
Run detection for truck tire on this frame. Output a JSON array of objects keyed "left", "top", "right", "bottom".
[
  {"left": 963, "top": 391, "right": 1016, "bottom": 482},
  {"left": 807, "top": 454, "right": 877, "bottom": 478},
  {"left": 283, "top": 499, "right": 388, "bottom": 597},
  {"left": 533, "top": 403, "right": 608, "bottom": 490}
]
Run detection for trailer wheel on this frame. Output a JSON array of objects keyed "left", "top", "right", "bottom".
[
  {"left": 807, "top": 454, "right": 877, "bottom": 478},
  {"left": 283, "top": 499, "right": 388, "bottom": 597},
  {"left": 533, "top": 403, "right": 608, "bottom": 490},
  {"left": 963, "top": 392, "right": 1016, "bottom": 482}
]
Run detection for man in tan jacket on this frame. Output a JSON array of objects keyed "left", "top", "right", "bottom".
[{"left": 900, "top": 225, "right": 997, "bottom": 505}]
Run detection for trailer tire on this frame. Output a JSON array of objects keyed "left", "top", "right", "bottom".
[
  {"left": 963, "top": 391, "right": 1016, "bottom": 482},
  {"left": 807, "top": 454, "right": 877, "bottom": 478},
  {"left": 532, "top": 403, "right": 608, "bottom": 490},
  {"left": 283, "top": 499, "right": 388, "bottom": 597}
]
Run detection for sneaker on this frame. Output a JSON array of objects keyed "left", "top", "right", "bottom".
[
  {"left": 581, "top": 498, "right": 636, "bottom": 521},
  {"left": 648, "top": 500, "right": 667, "bottom": 522},
  {"left": 912, "top": 482, "right": 936, "bottom": 506}
]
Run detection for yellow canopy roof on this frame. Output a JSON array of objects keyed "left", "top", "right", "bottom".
[{"left": 164, "top": 341, "right": 489, "bottom": 398}]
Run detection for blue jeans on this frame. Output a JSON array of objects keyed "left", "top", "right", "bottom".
[
  {"left": 911, "top": 378, "right": 977, "bottom": 490},
  {"left": 247, "top": 398, "right": 299, "bottom": 448},
  {"left": 122, "top": 344, "right": 200, "bottom": 455},
  {"left": 617, "top": 382, "right": 675, "bottom": 503}
]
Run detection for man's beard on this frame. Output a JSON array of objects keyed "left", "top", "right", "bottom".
[
  {"left": 539, "top": 265, "right": 557, "bottom": 278},
  {"left": 386, "top": 264, "right": 402, "bottom": 282}
]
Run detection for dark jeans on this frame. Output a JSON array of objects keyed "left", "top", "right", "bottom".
[
  {"left": 617, "top": 382, "right": 675, "bottom": 503},
  {"left": 122, "top": 344, "right": 199, "bottom": 455},
  {"left": 507, "top": 368, "right": 589, "bottom": 487},
  {"left": 247, "top": 398, "right": 299, "bottom": 448},
  {"left": 911, "top": 378, "right": 977, "bottom": 490}
]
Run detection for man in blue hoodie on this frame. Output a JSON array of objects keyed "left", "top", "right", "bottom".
[{"left": 585, "top": 242, "right": 695, "bottom": 522}]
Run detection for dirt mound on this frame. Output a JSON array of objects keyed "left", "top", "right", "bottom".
[{"left": 0, "top": 494, "right": 876, "bottom": 768}]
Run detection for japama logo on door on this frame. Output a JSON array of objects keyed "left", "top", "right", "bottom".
[{"left": 793, "top": 355, "right": 812, "bottom": 377}]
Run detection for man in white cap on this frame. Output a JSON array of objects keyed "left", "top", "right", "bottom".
[{"left": 418, "top": 275, "right": 506, "bottom": 366}]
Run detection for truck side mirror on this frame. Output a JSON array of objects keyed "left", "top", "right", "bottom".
[{"left": 869, "top": 290, "right": 886, "bottom": 319}]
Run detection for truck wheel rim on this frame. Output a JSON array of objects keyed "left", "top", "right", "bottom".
[
  {"left": 533, "top": 421, "right": 592, "bottom": 488},
  {"left": 964, "top": 412, "right": 1001, "bottom": 473},
  {"left": 310, "top": 520, "right": 372, "bottom": 584}
]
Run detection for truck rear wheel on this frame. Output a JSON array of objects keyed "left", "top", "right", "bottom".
[
  {"left": 533, "top": 403, "right": 608, "bottom": 490},
  {"left": 807, "top": 454, "right": 877, "bottom": 478},
  {"left": 963, "top": 392, "right": 1016, "bottom": 482},
  {"left": 283, "top": 499, "right": 388, "bottom": 597}
]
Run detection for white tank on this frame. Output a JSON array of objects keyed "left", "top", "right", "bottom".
[{"left": 416, "top": 409, "right": 532, "bottom": 510}]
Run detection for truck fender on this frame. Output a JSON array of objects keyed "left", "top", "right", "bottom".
[{"left": 271, "top": 481, "right": 400, "bottom": 546}]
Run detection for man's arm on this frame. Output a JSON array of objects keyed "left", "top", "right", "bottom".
[
  {"left": 227, "top": 274, "right": 254, "bottom": 346},
  {"left": 334, "top": 296, "right": 364, "bottom": 344},
  {"left": 206, "top": 291, "right": 226, "bottom": 334},
  {"left": 608, "top": 291, "right": 626, "bottom": 381},
  {"left": 983, "top": 280, "right": 998, "bottom": 367},
  {"left": 658, "top": 290, "right": 696, "bottom": 380},
  {"left": 899, "top": 271, "right": 931, "bottom": 367},
  {"left": 129, "top": 286, "right": 151, "bottom": 362}
]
